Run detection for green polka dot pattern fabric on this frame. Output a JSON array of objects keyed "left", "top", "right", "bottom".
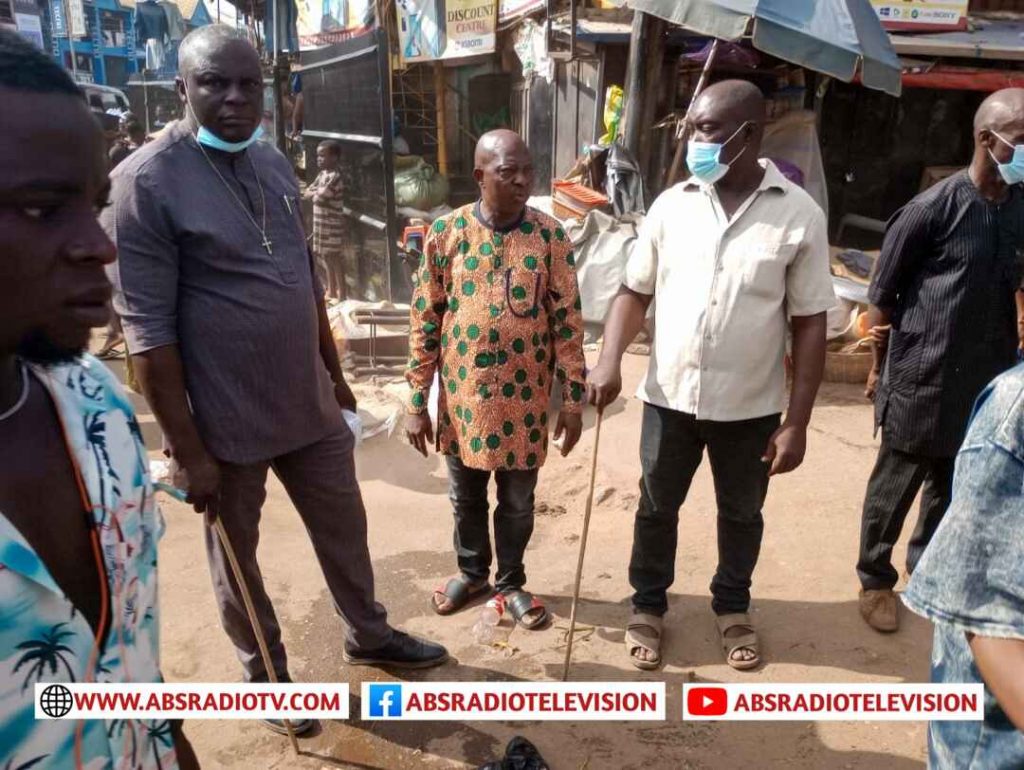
[{"left": 405, "top": 203, "right": 586, "bottom": 470}]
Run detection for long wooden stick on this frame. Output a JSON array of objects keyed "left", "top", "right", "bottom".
[
  {"left": 666, "top": 38, "right": 722, "bottom": 188},
  {"left": 212, "top": 517, "right": 301, "bottom": 756},
  {"left": 562, "top": 410, "right": 604, "bottom": 682}
]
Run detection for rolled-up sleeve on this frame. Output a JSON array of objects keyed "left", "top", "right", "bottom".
[
  {"left": 869, "top": 204, "right": 932, "bottom": 311},
  {"left": 786, "top": 207, "right": 835, "bottom": 317},
  {"left": 101, "top": 168, "right": 180, "bottom": 354},
  {"left": 623, "top": 198, "right": 661, "bottom": 296}
]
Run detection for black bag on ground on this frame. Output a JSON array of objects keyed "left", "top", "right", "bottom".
[{"left": 477, "top": 736, "right": 550, "bottom": 770}]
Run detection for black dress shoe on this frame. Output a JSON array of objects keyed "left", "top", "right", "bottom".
[
  {"left": 343, "top": 630, "right": 449, "bottom": 669},
  {"left": 249, "top": 672, "right": 318, "bottom": 736}
]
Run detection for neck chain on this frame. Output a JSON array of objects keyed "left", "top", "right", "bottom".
[
  {"left": 0, "top": 361, "right": 29, "bottom": 422},
  {"left": 196, "top": 143, "right": 273, "bottom": 254}
]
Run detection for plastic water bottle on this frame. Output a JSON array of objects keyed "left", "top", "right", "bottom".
[{"left": 473, "top": 596, "right": 505, "bottom": 644}]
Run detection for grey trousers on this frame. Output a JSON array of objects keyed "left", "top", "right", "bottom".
[
  {"left": 204, "top": 427, "right": 392, "bottom": 681},
  {"left": 856, "top": 435, "right": 955, "bottom": 591}
]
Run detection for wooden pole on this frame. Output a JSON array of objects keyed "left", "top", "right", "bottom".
[
  {"left": 63, "top": 0, "right": 79, "bottom": 81},
  {"left": 561, "top": 410, "right": 603, "bottom": 682},
  {"left": 621, "top": 11, "right": 647, "bottom": 156},
  {"left": 213, "top": 517, "right": 301, "bottom": 756},
  {"left": 639, "top": 15, "right": 666, "bottom": 190},
  {"left": 665, "top": 38, "right": 721, "bottom": 188},
  {"left": 270, "top": 0, "right": 288, "bottom": 155},
  {"left": 433, "top": 61, "right": 449, "bottom": 176}
]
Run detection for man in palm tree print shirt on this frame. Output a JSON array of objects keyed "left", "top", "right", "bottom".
[{"left": 0, "top": 30, "right": 198, "bottom": 769}]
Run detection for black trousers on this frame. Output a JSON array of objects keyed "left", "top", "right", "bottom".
[
  {"left": 629, "top": 402, "right": 780, "bottom": 617},
  {"left": 856, "top": 436, "right": 955, "bottom": 591},
  {"left": 446, "top": 455, "right": 539, "bottom": 593}
]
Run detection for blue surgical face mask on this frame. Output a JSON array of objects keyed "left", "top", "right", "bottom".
[
  {"left": 990, "top": 131, "right": 1024, "bottom": 185},
  {"left": 686, "top": 121, "right": 750, "bottom": 185},
  {"left": 196, "top": 122, "right": 263, "bottom": 152},
  {"left": 186, "top": 87, "right": 263, "bottom": 152}
]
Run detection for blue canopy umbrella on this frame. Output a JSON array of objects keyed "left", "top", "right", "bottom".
[{"left": 628, "top": 0, "right": 902, "bottom": 97}]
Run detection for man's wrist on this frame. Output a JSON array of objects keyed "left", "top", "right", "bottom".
[
  {"left": 595, "top": 351, "right": 622, "bottom": 371},
  {"left": 173, "top": 441, "right": 212, "bottom": 467},
  {"left": 781, "top": 415, "right": 810, "bottom": 430}
]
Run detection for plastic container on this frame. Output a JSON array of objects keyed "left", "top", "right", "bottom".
[
  {"left": 480, "top": 595, "right": 505, "bottom": 626},
  {"left": 473, "top": 596, "right": 505, "bottom": 644},
  {"left": 342, "top": 409, "right": 363, "bottom": 447},
  {"left": 472, "top": 620, "right": 494, "bottom": 644}
]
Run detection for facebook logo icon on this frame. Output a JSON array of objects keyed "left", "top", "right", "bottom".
[{"left": 368, "top": 684, "right": 403, "bottom": 718}]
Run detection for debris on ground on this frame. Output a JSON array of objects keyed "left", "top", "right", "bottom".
[{"left": 535, "top": 501, "right": 567, "bottom": 517}]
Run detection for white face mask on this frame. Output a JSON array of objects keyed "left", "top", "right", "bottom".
[{"left": 185, "top": 87, "right": 263, "bottom": 152}]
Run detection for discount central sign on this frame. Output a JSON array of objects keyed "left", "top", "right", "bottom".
[{"left": 398, "top": 0, "right": 498, "bottom": 63}]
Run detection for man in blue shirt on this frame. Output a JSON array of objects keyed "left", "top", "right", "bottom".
[{"left": 904, "top": 365, "right": 1024, "bottom": 768}]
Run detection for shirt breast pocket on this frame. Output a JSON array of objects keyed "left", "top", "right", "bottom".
[
  {"left": 505, "top": 267, "right": 545, "bottom": 319},
  {"left": 266, "top": 191, "right": 305, "bottom": 285},
  {"left": 742, "top": 244, "right": 791, "bottom": 298}
]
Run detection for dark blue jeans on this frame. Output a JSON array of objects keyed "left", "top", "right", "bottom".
[
  {"left": 446, "top": 455, "right": 539, "bottom": 593},
  {"left": 630, "top": 403, "right": 780, "bottom": 617}
]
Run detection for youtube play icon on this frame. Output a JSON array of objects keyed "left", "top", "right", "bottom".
[{"left": 687, "top": 687, "right": 728, "bottom": 717}]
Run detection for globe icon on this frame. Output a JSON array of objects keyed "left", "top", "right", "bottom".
[{"left": 40, "top": 684, "right": 73, "bottom": 718}]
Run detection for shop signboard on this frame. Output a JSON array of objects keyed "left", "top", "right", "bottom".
[
  {"left": 397, "top": 0, "right": 497, "bottom": 63},
  {"left": 296, "top": 0, "right": 376, "bottom": 49},
  {"left": 15, "top": 12, "right": 44, "bottom": 49},
  {"left": 68, "top": 0, "right": 88, "bottom": 37},
  {"left": 870, "top": 0, "right": 968, "bottom": 31},
  {"left": 51, "top": 0, "right": 88, "bottom": 37}
]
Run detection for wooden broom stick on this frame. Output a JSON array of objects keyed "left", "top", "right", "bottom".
[
  {"left": 562, "top": 409, "right": 604, "bottom": 682},
  {"left": 212, "top": 517, "right": 301, "bottom": 756}
]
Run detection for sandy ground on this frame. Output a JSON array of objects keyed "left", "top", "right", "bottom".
[{"left": 107, "top": 350, "right": 932, "bottom": 770}]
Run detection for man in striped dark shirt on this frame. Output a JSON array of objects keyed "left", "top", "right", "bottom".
[
  {"left": 857, "top": 89, "right": 1024, "bottom": 633},
  {"left": 104, "top": 27, "right": 449, "bottom": 728}
]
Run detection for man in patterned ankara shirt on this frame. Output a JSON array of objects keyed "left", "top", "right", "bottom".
[{"left": 405, "top": 129, "right": 586, "bottom": 629}]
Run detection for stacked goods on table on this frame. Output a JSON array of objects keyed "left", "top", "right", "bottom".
[{"left": 552, "top": 180, "right": 610, "bottom": 221}]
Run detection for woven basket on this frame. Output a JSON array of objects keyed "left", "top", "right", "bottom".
[{"left": 824, "top": 349, "right": 873, "bottom": 384}]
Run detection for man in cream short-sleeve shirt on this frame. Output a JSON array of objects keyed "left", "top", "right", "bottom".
[{"left": 588, "top": 80, "right": 834, "bottom": 671}]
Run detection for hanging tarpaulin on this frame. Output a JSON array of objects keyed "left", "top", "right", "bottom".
[
  {"left": 296, "top": 0, "right": 375, "bottom": 49},
  {"left": 499, "top": 0, "right": 544, "bottom": 25},
  {"left": 397, "top": 0, "right": 497, "bottom": 64}
]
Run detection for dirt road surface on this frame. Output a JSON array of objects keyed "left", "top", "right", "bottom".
[{"left": 116, "top": 351, "right": 931, "bottom": 769}]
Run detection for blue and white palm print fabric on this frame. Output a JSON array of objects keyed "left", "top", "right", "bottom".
[{"left": 0, "top": 355, "right": 178, "bottom": 770}]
